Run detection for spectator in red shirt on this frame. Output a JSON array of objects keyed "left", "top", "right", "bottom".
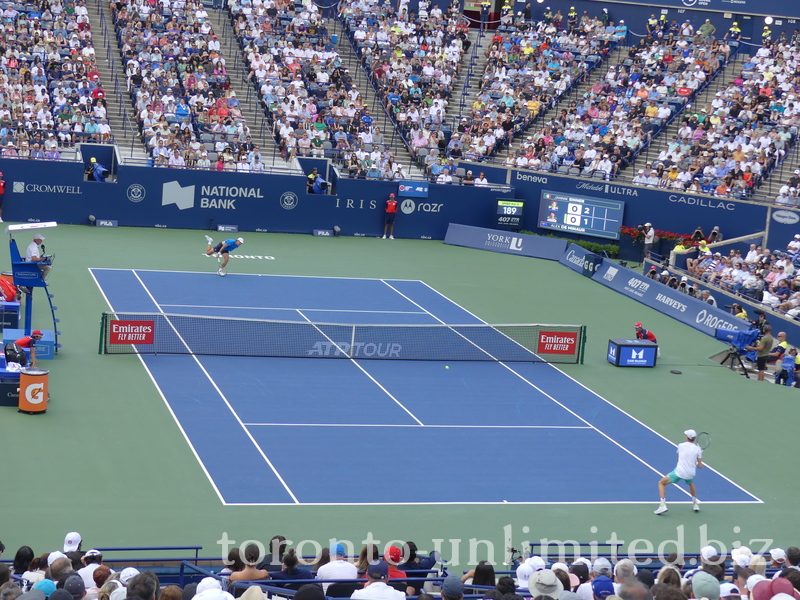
[{"left": 382, "top": 193, "right": 398, "bottom": 240}]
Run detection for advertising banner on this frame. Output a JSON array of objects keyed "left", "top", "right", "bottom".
[
  {"left": 444, "top": 223, "right": 568, "bottom": 260},
  {"left": 590, "top": 262, "right": 748, "bottom": 336}
]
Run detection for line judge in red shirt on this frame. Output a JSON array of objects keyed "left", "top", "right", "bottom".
[
  {"left": 15, "top": 330, "right": 43, "bottom": 367},
  {"left": 382, "top": 193, "right": 398, "bottom": 240}
]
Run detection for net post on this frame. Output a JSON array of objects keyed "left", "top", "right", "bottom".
[
  {"left": 349, "top": 325, "right": 356, "bottom": 358},
  {"left": 579, "top": 325, "right": 587, "bottom": 365},
  {"left": 99, "top": 312, "right": 108, "bottom": 354}
]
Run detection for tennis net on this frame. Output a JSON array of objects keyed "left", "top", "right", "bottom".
[{"left": 99, "top": 312, "right": 586, "bottom": 364}]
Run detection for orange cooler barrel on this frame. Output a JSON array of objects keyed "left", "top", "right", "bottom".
[{"left": 18, "top": 369, "right": 49, "bottom": 414}]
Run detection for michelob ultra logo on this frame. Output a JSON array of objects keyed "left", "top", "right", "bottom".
[{"left": 109, "top": 321, "right": 155, "bottom": 344}]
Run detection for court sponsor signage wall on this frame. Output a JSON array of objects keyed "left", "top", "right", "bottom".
[
  {"left": 444, "top": 223, "right": 568, "bottom": 260},
  {"left": 559, "top": 243, "right": 604, "bottom": 277},
  {"left": 1, "top": 157, "right": 776, "bottom": 244},
  {"left": 590, "top": 262, "right": 749, "bottom": 337},
  {"left": 1, "top": 159, "right": 513, "bottom": 240},
  {"left": 511, "top": 169, "right": 770, "bottom": 243}
]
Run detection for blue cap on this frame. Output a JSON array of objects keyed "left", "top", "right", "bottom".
[
  {"left": 367, "top": 561, "right": 389, "bottom": 580},
  {"left": 592, "top": 576, "right": 615, "bottom": 599},
  {"left": 33, "top": 581, "right": 56, "bottom": 599},
  {"left": 331, "top": 543, "right": 345, "bottom": 557}
]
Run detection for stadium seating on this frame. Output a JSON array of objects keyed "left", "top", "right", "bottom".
[
  {"left": 0, "top": 0, "right": 111, "bottom": 158},
  {"left": 112, "top": 0, "right": 251, "bottom": 167}
]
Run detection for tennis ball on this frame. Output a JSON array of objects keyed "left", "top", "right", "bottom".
[{"left": 445, "top": 365, "right": 449, "bottom": 369}]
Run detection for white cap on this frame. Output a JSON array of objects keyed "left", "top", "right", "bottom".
[
  {"left": 770, "top": 548, "right": 787, "bottom": 562},
  {"left": 237, "top": 237, "right": 244, "bottom": 243},
  {"left": 685, "top": 429, "right": 697, "bottom": 439},
  {"left": 120, "top": 567, "right": 140, "bottom": 585},
  {"left": 593, "top": 557, "right": 612, "bottom": 574},
  {"left": 746, "top": 575, "right": 767, "bottom": 591},
  {"left": 645, "top": 222, "right": 652, "bottom": 227},
  {"left": 48, "top": 551, "right": 67, "bottom": 566},
  {"left": 34, "top": 233, "right": 46, "bottom": 241},
  {"left": 551, "top": 562, "right": 569, "bottom": 574},
  {"left": 516, "top": 564, "right": 534, "bottom": 588},
  {"left": 64, "top": 532, "right": 81, "bottom": 552},
  {"left": 732, "top": 554, "right": 750, "bottom": 568},
  {"left": 525, "top": 556, "right": 546, "bottom": 571},
  {"left": 700, "top": 545, "right": 718, "bottom": 561}
]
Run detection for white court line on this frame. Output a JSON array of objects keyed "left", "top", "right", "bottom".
[
  {"left": 244, "top": 423, "right": 593, "bottom": 429},
  {"left": 417, "top": 280, "right": 763, "bottom": 504},
  {"left": 225, "top": 500, "right": 745, "bottom": 507},
  {"left": 295, "top": 310, "right": 425, "bottom": 427},
  {"left": 159, "top": 304, "right": 428, "bottom": 315},
  {"left": 381, "top": 280, "right": 695, "bottom": 499},
  {"left": 91, "top": 267, "right": 422, "bottom": 282},
  {"left": 88, "top": 268, "right": 228, "bottom": 506},
  {"left": 130, "top": 270, "right": 301, "bottom": 504}
]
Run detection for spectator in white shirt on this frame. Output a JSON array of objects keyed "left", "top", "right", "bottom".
[{"left": 316, "top": 544, "right": 357, "bottom": 592}]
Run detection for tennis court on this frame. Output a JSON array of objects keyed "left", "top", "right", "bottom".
[{"left": 89, "top": 268, "right": 760, "bottom": 507}]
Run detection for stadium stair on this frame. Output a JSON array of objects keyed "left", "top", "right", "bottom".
[
  {"left": 86, "top": 0, "right": 151, "bottom": 162},
  {"left": 329, "top": 18, "right": 428, "bottom": 178},
  {"left": 206, "top": 7, "right": 300, "bottom": 172}
]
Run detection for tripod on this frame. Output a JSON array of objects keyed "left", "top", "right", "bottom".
[{"left": 721, "top": 345, "right": 750, "bottom": 378}]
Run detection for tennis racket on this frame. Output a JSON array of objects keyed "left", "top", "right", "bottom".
[{"left": 695, "top": 431, "right": 711, "bottom": 450}]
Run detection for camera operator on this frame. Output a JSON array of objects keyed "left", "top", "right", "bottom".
[
  {"left": 642, "top": 222, "right": 656, "bottom": 257},
  {"left": 746, "top": 323, "right": 774, "bottom": 381},
  {"left": 751, "top": 309, "right": 769, "bottom": 335},
  {"left": 727, "top": 303, "right": 748, "bottom": 320},
  {"left": 667, "top": 275, "right": 679, "bottom": 289},
  {"left": 646, "top": 266, "right": 660, "bottom": 280},
  {"left": 708, "top": 226, "right": 723, "bottom": 243},
  {"left": 690, "top": 226, "right": 706, "bottom": 243}
]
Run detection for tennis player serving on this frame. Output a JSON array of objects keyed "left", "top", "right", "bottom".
[
  {"left": 654, "top": 429, "right": 705, "bottom": 515},
  {"left": 205, "top": 235, "right": 244, "bottom": 276}
]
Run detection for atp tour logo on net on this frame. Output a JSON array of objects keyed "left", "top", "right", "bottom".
[
  {"left": 307, "top": 341, "right": 402, "bottom": 358},
  {"left": 159, "top": 182, "right": 265, "bottom": 210}
]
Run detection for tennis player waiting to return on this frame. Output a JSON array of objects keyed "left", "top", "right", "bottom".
[{"left": 655, "top": 429, "right": 703, "bottom": 515}]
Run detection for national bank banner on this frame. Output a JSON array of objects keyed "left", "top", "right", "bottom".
[
  {"left": 1, "top": 159, "right": 512, "bottom": 240},
  {"left": 590, "top": 262, "right": 748, "bottom": 337},
  {"left": 444, "top": 223, "right": 568, "bottom": 260}
]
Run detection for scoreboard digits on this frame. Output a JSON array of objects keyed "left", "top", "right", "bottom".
[
  {"left": 495, "top": 199, "right": 524, "bottom": 230},
  {"left": 538, "top": 190, "right": 625, "bottom": 240}
]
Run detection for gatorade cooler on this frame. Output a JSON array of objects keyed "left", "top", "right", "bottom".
[{"left": 18, "top": 369, "right": 49, "bottom": 414}]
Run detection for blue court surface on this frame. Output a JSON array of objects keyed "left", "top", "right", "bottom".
[{"left": 89, "top": 268, "right": 761, "bottom": 506}]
